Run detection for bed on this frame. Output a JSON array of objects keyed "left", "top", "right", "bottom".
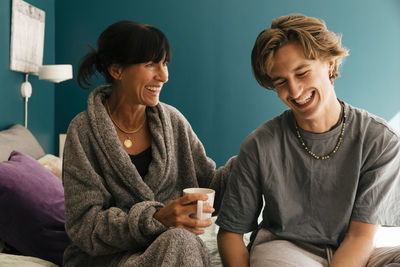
[
  {"left": 0, "top": 124, "right": 67, "bottom": 267},
  {"left": 0, "top": 124, "right": 238, "bottom": 267},
  {"left": 2, "top": 124, "right": 398, "bottom": 266}
]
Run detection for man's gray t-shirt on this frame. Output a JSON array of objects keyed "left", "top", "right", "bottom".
[{"left": 216, "top": 102, "right": 400, "bottom": 247}]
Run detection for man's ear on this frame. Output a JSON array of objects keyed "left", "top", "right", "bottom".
[
  {"left": 328, "top": 58, "right": 335, "bottom": 74},
  {"left": 108, "top": 64, "right": 123, "bottom": 80}
]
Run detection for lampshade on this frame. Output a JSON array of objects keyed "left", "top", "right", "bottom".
[{"left": 38, "top": 64, "right": 73, "bottom": 83}]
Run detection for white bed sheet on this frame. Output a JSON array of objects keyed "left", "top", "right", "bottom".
[{"left": 0, "top": 253, "right": 58, "bottom": 267}]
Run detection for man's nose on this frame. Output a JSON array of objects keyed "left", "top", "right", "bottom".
[{"left": 288, "top": 79, "right": 303, "bottom": 99}]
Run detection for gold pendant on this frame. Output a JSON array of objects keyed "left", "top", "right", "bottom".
[{"left": 124, "top": 138, "right": 133, "bottom": 148}]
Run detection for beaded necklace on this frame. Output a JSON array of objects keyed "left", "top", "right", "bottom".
[{"left": 294, "top": 104, "right": 346, "bottom": 160}]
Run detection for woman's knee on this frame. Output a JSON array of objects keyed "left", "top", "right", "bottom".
[
  {"left": 139, "top": 228, "right": 210, "bottom": 267},
  {"left": 158, "top": 228, "right": 205, "bottom": 248}
]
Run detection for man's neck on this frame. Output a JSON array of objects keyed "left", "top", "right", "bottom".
[{"left": 296, "top": 100, "right": 342, "bottom": 133}]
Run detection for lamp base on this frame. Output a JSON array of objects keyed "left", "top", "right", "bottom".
[{"left": 21, "top": 80, "right": 32, "bottom": 98}]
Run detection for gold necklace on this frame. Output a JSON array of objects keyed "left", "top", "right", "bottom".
[
  {"left": 105, "top": 100, "right": 146, "bottom": 148},
  {"left": 294, "top": 105, "right": 346, "bottom": 160}
]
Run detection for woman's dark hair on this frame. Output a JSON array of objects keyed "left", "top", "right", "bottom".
[{"left": 77, "top": 21, "right": 172, "bottom": 89}]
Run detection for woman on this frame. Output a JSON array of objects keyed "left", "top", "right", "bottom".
[{"left": 62, "top": 21, "right": 234, "bottom": 266}]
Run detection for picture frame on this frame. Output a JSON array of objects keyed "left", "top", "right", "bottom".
[{"left": 10, "top": 0, "right": 45, "bottom": 75}]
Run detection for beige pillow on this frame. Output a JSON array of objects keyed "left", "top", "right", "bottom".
[
  {"left": 38, "top": 154, "right": 62, "bottom": 180},
  {"left": 0, "top": 124, "right": 45, "bottom": 162}
]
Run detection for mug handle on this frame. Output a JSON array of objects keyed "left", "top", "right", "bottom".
[{"left": 197, "top": 200, "right": 203, "bottom": 220}]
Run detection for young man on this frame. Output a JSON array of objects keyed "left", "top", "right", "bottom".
[{"left": 216, "top": 14, "right": 400, "bottom": 266}]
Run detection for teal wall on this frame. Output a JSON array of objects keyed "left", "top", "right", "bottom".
[
  {"left": 0, "top": 0, "right": 55, "bottom": 154},
  {"left": 54, "top": 0, "right": 400, "bottom": 166},
  {"left": 3, "top": 0, "right": 398, "bottom": 165}
]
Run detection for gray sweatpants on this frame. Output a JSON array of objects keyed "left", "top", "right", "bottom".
[{"left": 250, "top": 228, "right": 400, "bottom": 267}]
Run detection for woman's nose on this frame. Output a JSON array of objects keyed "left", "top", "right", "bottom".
[{"left": 156, "top": 64, "right": 168, "bottom": 83}]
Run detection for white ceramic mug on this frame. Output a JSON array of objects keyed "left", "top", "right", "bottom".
[{"left": 183, "top": 188, "right": 215, "bottom": 220}]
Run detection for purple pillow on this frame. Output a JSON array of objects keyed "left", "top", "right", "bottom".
[{"left": 0, "top": 151, "right": 70, "bottom": 266}]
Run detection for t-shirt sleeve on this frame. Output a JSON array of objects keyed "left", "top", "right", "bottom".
[
  {"left": 216, "top": 137, "right": 263, "bottom": 234},
  {"left": 351, "top": 132, "right": 400, "bottom": 226}
]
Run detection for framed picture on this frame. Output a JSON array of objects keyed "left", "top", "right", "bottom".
[{"left": 10, "top": 0, "right": 45, "bottom": 75}]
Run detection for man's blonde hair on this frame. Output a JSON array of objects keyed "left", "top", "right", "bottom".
[{"left": 251, "top": 14, "right": 349, "bottom": 90}]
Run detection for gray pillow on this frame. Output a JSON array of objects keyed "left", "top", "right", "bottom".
[{"left": 0, "top": 125, "right": 45, "bottom": 162}]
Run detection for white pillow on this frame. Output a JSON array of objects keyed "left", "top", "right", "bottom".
[{"left": 374, "top": 227, "right": 400, "bottom": 247}]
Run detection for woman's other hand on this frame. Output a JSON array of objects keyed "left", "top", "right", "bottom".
[{"left": 154, "top": 193, "right": 214, "bottom": 235}]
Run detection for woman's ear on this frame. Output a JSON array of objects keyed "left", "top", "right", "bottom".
[{"left": 108, "top": 64, "right": 123, "bottom": 80}]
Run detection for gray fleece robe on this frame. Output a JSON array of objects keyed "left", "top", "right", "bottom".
[{"left": 62, "top": 85, "right": 234, "bottom": 266}]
